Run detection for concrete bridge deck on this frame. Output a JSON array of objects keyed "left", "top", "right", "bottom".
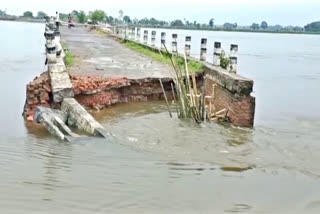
[{"left": 60, "top": 26, "right": 172, "bottom": 79}]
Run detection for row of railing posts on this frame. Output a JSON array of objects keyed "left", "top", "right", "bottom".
[{"left": 117, "top": 27, "right": 238, "bottom": 73}]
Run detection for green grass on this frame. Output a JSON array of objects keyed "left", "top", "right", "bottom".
[
  {"left": 122, "top": 40, "right": 204, "bottom": 73},
  {"left": 96, "top": 28, "right": 106, "bottom": 34},
  {"left": 62, "top": 43, "right": 74, "bottom": 67}
]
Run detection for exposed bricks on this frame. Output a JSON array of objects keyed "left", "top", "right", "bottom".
[
  {"left": 205, "top": 77, "right": 255, "bottom": 127},
  {"left": 23, "top": 72, "right": 52, "bottom": 121},
  {"left": 71, "top": 75, "right": 130, "bottom": 95}
]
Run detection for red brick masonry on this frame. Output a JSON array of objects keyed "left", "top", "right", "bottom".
[
  {"left": 205, "top": 78, "right": 255, "bottom": 127},
  {"left": 23, "top": 72, "right": 173, "bottom": 120},
  {"left": 24, "top": 70, "right": 254, "bottom": 127}
]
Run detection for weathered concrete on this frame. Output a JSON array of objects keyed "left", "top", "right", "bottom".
[
  {"left": 60, "top": 26, "right": 172, "bottom": 79},
  {"left": 33, "top": 106, "right": 78, "bottom": 142},
  {"left": 203, "top": 63, "right": 253, "bottom": 96},
  {"left": 61, "top": 98, "right": 111, "bottom": 137}
]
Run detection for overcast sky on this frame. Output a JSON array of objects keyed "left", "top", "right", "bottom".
[{"left": 2, "top": 0, "right": 319, "bottom": 26}]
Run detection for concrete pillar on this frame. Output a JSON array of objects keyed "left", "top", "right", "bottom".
[
  {"left": 143, "top": 30, "right": 148, "bottom": 44},
  {"left": 151, "top": 31, "right": 156, "bottom": 47},
  {"left": 229, "top": 44, "right": 238, "bottom": 73},
  {"left": 131, "top": 27, "right": 135, "bottom": 40},
  {"left": 185, "top": 36, "right": 191, "bottom": 57},
  {"left": 172, "top": 34, "right": 178, "bottom": 53},
  {"left": 200, "top": 38, "right": 207, "bottom": 61},
  {"left": 161, "top": 32, "right": 166, "bottom": 49},
  {"left": 136, "top": 28, "right": 141, "bottom": 42},
  {"left": 213, "top": 42, "right": 222, "bottom": 66}
]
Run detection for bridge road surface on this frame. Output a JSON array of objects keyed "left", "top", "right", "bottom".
[{"left": 60, "top": 26, "right": 172, "bottom": 79}]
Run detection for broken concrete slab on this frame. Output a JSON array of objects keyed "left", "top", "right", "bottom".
[
  {"left": 61, "top": 98, "right": 110, "bottom": 137},
  {"left": 40, "top": 114, "right": 66, "bottom": 141},
  {"left": 33, "top": 106, "right": 80, "bottom": 142},
  {"left": 34, "top": 106, "right": 67, "bottom": 123},
  {"left": 48, "top": 71, "right": 74, "bottom": 103},
  {"left": 48, "top": 58, "right": 66, "bottom": 73}
]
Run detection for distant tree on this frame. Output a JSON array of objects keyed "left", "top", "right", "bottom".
[
  {"left": 251, "top": 23, "right": 260, "bottom": 30},
  {"left": 123, "top": 15, "right": 131, "bottom": 24},
  {"left": 36, "top": 11, "right": 47, "bottom": 19},
  {"left": 234, "top": 23, "right": 238, "bottom": 28},
  {"left": 118, "top": 10, "right": 124, "bottom": 22},
  {"left": 196, "top": 23, "right": 200, "bottom": 29},
  {"left": 305, "top": 21, "right": 320, "bottom": 32},
  {"left": 77, "top": 11, "right": 87, "bottom": 23},
  {"left": 149, "top": 18, "right": 158, "bottom": 26},
  {"left": 159, "top": 20, "right": 167, "bottom": 26},
  {"left": 90, "top": 10, "right": 105, "bottom": 22},
  {"left": 171, "top": 19, "right": 184, "bottom": 27},
  {"left": 23, "top": 11, "right": 33, "bottom": 18},
  {"left": 209, "top": 18, "right": 214, "bottom": 27},
  {"left": 261, "top": 21, "right": 268, "bottom": 29},
  {"left": 293, "top": 26, "right": 304, "bottom": 31},
  {"left": 139, "top": 18, "right": 149, "bottom": 25},
  {"left": 223, "top": 22, "right": 237, "bottom": 30},
  {"left": 106, "top": 16, "right": 114, "bottom": 24},
  {"left": 59, "top": 13, "right": 68, "bottom": 21},
  {"left": 0, "top": 10, "right": 5, "bottom": 16}
]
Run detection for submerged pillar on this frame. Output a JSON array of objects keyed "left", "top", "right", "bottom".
[
  {"left": 143, "top": 30, "right": 148, "bottom": 44},
  {"left": 161, "top": 32, "right": 166, "bottom": 50},
  {"left": 185, "top": 36, "right": 191, "bottom": 57},
  {"left": 172, "top": 34, "right": 178, "bottom": 53},
  {"left": 213, "top": 42, "right": 222, "bottom": 66},
  {"left": 200, "top": 38, "right": 207, "bottom": 61},
  {"left": 229, "top": 44, "right": 238, "bottom": 73}
]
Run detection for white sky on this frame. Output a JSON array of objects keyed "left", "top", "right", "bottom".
[{"left": 2, "top": 0, "right": 320, "bottom": 26}]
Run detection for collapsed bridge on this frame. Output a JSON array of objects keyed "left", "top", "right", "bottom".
[{"left": 23, "top": 18, "right": 255, "bottom": 141}]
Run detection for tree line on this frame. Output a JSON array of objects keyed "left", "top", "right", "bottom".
[{"left": 2, "top": 9, "right": 319, "bottom": 33}]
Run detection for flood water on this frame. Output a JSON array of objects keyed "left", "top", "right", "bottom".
[{"left": 1, "top": 21, "right": 320, "bottom": 213}]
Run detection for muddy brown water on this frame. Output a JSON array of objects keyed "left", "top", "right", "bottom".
[{"left": 1, "top": 21, "right": 320, "bottom": 213}]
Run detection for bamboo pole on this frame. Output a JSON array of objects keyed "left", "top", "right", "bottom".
[{"left": 159, "top": 79, "right": 172, "bottom": 118}]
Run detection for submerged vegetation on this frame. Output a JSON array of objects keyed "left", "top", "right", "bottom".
[{"left": 122, "top": 40, "right": 204, "bottom": 73}]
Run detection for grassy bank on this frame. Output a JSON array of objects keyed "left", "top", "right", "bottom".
[
  {"left": 122, "top": 39, "right": 204, "bottom": 73},
  {"left": 62, "top": 43, "right": 74, "bottom": 67}
]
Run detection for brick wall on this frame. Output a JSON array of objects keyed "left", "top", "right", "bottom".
[{"left": 205, "top": 77, "right": 255, "bottom": 127}]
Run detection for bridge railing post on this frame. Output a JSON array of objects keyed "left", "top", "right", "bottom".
[
  {"left": 161, "top": 32, "right": 166, "bottom": 50},
  {"left": 185, "top": 36, "right": 191, "bottom": 57},
  {"left": 143, "top": 30, "right": 148, "bottom": 44},
  {"left": 131, "top": 28, "right": 135, "bottom": 40},
  {"left": 200, "top": 38, "right": 207, "bottom": 61},
  {"left": 229, "top": 44, "right": 238, "bottom": 73},
  {"left": 151, "top": 31, "right": 156, "bottom": 47},
  {"left": 136, "top": 28, "right": 141, "bottom": 42},
  {"left": 172, "top": 34, "right": 178, "bottom": 53},
  {"left": 213, "top": 42, "right": 222, "bottom": 66}
]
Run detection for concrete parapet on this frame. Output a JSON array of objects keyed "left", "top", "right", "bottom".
[
  {"left": 203, "top": 63, "right": 253, "bottom": 96},
  {"left": 33, "top": 106, "right": 78, "bottom": 142},
  {"left": 61, "top": 98, "right": 110, "bottom": 137},
  {"left": 203, "top": 63, "right": 255, "bottom": 127},
  {"left": 45, "top": 20, "right": 74, "bottom": 103},
  {"left": 185, "top": 36, "right": 191, "bottom": 56},
  {"left": 172, "top": 34, "right": 178, "bottom": 53},
  {"left": 200, "top": 38, "right": 207, "bottom": 61},
  {"left": 49, "top": 71, "right": 74, "bottom": 103}
]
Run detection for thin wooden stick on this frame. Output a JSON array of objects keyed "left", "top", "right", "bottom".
[
  {"left": 159, "top": 79, "right": 172, "bottom": 118},
  {"left": 171, "top": 83, "right": 179, "bottom": 115}
]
